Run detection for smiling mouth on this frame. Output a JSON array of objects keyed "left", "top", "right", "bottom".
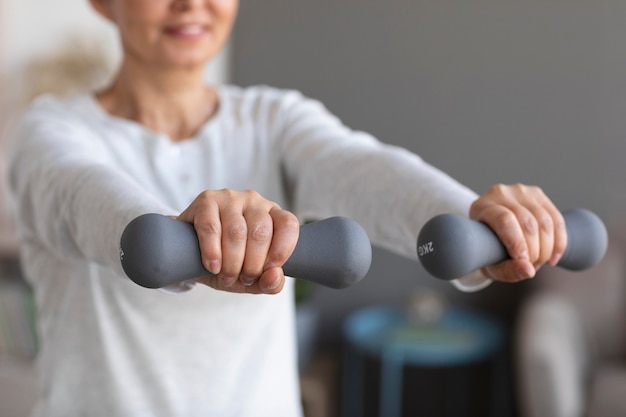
[{"left": 165, "top": 24, "right": 209, "bottom": 38}]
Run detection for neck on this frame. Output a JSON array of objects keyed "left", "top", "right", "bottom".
[{"left": 97, "top": 60, "right": 218, "bottom": 142}]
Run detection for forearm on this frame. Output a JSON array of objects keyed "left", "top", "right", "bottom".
[
  {"left": 10, "top": 157, "right": 174, "bottom": 276},
  {"left": 286, "top": 136, "right": 468, "bottom": 253},
  {"left": 276, "top": 94, "right": 490, "bottom": 290},
  {"left": 64, "top": 165, "right": 176, "bottom": 275},
  {"left": 292, "top": 142, "right": 492, "bottom": 290}
]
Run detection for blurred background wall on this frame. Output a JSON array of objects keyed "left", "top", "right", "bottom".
[
  {"left": 231, "top": 0, "right": 626, "bottom": 345},
  {"left": 1, "top": 0, "right": 119, "bottom": 75}
]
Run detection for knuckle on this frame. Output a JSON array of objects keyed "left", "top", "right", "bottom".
[
  {"left": 513, "top": 182, "right": 527, "bottom": 193},
  {"left": 197, "top": 189, "right": 217, "bottom": 201},
  {"left": 192, "top": 191, "right": 214, "bottom": 208},
  {"left": 244, "top": 189, "right": 261, "bottom": 199},
  {"left": 537, "top": 213, "right": 554, "bottom": 233},
  {"left": 493, "top": 210, "right": 518, "bottom": 232},
  {"left": 489, "top": 183, "right": 508, "bottom": 197},
  {"left": 228, "top": 222, "right": 248, "bottom": 242},
  {"left": 521, "top": 215, "right": 539, "bottom": 235},
  {"left": 282, "top": 214, "right": 301, "bottom": 234},
  {"left": 249, "top": 221, "right": 272, "bottom": 243},
  {"left": 519, "top": 184, "right": 545, "bottom": 200},
  {"left": 217, "top": 188, "right": 237, "bottom": 202},
  {"left": 528, "top": 184, "right": 544, "bottom": 196},
  {"left": 196, "top": 190, "right": 209, "bottom": 200},
  {"left": 195, "top": 219, "right": 221, "bottom": 236}
]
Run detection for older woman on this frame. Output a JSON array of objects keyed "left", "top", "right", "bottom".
[{"left": 8, "top": 0, "right": 566, "bottom": 416}]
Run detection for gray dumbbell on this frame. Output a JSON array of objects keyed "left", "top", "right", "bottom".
[
  {"left": 120, "top": 214, "right": 372, "bottom": 289},
  {"left": 417, "top": 208, "right": 608, "bottom": 280}
]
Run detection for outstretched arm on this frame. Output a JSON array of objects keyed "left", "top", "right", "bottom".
[{"left": 8, "top": 102, "right": 174, "bottom": 278}]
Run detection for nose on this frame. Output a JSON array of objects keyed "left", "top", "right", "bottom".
[{"left": 171, "top": 0, "right": 205, "bottom": 12}]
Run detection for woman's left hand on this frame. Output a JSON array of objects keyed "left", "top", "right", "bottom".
[{"left": 469, "top": 183, "right": 567, "bottom": 283}]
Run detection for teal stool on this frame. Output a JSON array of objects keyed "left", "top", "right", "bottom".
[{"left": 342, "top": 305, "right": 505, "bottom": 417}]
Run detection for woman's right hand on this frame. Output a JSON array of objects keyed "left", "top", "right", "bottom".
[{"left": 176, "top": 189, "right": 300, "bottom": 294}]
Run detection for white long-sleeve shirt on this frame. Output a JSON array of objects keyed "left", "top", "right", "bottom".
[{"left": 9, "top": 85, "right": 489, "bottom": 417}]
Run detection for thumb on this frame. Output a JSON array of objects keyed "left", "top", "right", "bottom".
[{"left": 481, "top": 258, "right": 536, "bottom": 283}]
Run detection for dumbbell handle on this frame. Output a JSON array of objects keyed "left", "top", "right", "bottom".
[
  {"left": 417, "top": 208, "right": 608, "bottom": 280},
  {"left": 120, "top": 214, "right": 372, "bottom": 289}
]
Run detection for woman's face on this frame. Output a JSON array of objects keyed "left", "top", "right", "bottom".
[{"left": 91, "top": 0, "right": 238, "bottom": 70}]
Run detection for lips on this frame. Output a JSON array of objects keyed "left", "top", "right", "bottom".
[{"left": 164, "top": 23, "right": 209, "bottom": 38}]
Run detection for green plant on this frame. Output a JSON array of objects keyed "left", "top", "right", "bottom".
[{"left": 294, "top": 279, "right": 317, "bottom": 304}]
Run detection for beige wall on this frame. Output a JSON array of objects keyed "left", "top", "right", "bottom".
[{"left": 232, "top": 0, "right": 626, "bottom": 343}]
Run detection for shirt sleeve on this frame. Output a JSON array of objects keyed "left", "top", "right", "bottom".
[
  {"left": 273, "top": 90, "right": 492, "bottom": 291},
  {"left": 8, "top": 99, "right": 176, "bottom": 278}
]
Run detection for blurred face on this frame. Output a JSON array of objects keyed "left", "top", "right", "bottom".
[{"left": 90, "top": 0, "right": 238, "bottom": 70}]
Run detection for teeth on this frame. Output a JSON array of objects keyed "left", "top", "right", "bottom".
[{"left": 178, "top": 25, "right": 203, "bottom": 35}]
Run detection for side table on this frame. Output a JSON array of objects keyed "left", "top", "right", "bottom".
[{"left": 342, "top": 305, "right": 506, "bottom": 417}]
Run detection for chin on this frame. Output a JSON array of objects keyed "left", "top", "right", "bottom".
[
  {"left": 164, "top": 46, "right": 218, "bottom": 69},
  {"left": 161, "top": 53, "right": 213, "bottom": 70}
]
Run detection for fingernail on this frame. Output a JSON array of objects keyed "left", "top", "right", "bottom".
[
  {"left": 222, "top": 276, "right": 237, "bottom": 287},
  {"left": 208, "top": 260, "right": 220, "bottom": 275},
  {"left": 265, "top": 277, "right": 282, "bottom": 291},
  {"left": 517, "top": 266, "right": 535, "bottom": 280},
  {"left": 240, "top": 276, "right": 256, "bottom": 286},
  {"left": 549, "top": 253, "right": 562, "bottom": 266}
]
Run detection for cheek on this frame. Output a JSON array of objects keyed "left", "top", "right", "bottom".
[
  {"left": 115, "top": 0, "right": 164, "bottom": 29},
  {"left": 212, "top": 0, "right": 239, "bottom": 27},
  {"left": 117, "top": 8, "right": 164, "bottom": 46}
]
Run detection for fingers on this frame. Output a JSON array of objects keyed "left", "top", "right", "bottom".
[
  {"left": 470, "top": 183, "right": 567, "bottom": 282},
  {"left": 178, "top": 194, "right": 223, "bottom": 275},
  {"left": 264, "top": 208, "right": 300, "bottom": 269},
  {"left": 238, "top": 208, "right": 298, "bottom": 286},
  {"left": 481, "top": 259, "right": 535, "bottom": 283},
  {"left": 220, "top": 210, "right": 250, "bottom": 287},
  {"left": 195, "top": 267, "right": 285, "bottom": 295},
  {"left": 545, "top": 203, "right": 567, "bottom": 266},
  {"left": 178, "top": 189, "right": 298, "bottom": 294},
  {"left": 238, "top": 209, "right": 273, "bottom": 286}
]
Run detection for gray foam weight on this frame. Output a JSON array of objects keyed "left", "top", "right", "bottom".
[
  {"left": 417, "top": 208, "right": 608, "bottom": 280},
  {"left": 120, "top": 214, "right": 372, "bottom": 289}
]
